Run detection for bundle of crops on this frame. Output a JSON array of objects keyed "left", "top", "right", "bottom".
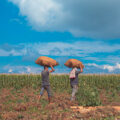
[
  {"left": 35, "top": 56, "right": 59, "bottom": 67},
  {"left": 64, "top": 59, "right": 84, "bottom": 68}
]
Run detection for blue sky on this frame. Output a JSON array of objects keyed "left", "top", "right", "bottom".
[{"left": 0, "top": 0, "right": 120, "bottom": 74}]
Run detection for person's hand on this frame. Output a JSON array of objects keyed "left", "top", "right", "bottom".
[
  {"left": 80, "top": 65, "right": 83, "bottom": 72},
  {"left": 49, "top": 64, "right": 55, "bottom": 72},
  {"left": 81, "top": 68, "right": 83, "bottom": 72}
]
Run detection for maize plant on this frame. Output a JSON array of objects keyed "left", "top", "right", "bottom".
[{"left": 0, "top": 74, "right": 120, "bottom": 106}]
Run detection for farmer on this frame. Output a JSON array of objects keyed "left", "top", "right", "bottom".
[
  {"left": 39, "top": 65, "right": 55, "bottom": 103},
  {"left": 69, "top": 65, "right": 83, "bottom": 101}
]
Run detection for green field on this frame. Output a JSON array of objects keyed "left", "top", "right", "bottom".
[{"left": 0, "top": 74, "right": 120, "bottom": 120}]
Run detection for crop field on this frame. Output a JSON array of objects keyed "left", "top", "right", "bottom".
[{"left": 0, "top": 74, "right": 120, "bottom": 120}]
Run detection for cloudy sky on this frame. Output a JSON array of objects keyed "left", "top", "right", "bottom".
[{"left": 0, "top": 0, "right": 120, "bottom": 74}]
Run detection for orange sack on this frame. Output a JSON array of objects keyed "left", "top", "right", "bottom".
[
  {"left": 35, "top": 56, "right": 59, "bottom": 67},
  {"left": 64, "top": 59, "right": 84, "bottom": 69}
]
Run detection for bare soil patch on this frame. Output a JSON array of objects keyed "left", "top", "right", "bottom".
[{"left": 0, "top": 88, "right": 120, "bottom": 120}]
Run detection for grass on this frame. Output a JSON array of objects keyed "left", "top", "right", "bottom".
[
  {"left": 0, "top": 74, "right": 120, "bottom": 119},
  {"left": 0, "top": 74, "right": 120, "bottom": 106}
]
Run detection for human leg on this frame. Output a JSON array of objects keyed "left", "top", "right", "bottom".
[
  {"left": 71, "top": 85, "right": 78, "bottom": 101},
  {"left": 39, "top": 87, "right": 44, "bottom": 100},
  {"left": 45, "top": 86, "right": 52, "bottom": 103}
]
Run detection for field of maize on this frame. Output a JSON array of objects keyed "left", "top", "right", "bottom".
[{"left": 0, "top": 74, "right": 120, "bottom": 120}]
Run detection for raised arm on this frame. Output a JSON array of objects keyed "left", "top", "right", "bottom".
[
  {"left": 76, "top": 65, "right": 83, "bottom": 74},
  {"left": 80, "top": 65, "right": 83, "bottom": 73},
  {"left": 49, "top": 65, "right": 55, "bottom": 73}
]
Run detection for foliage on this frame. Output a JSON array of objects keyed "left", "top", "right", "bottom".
[{"left": 0, "top": 74, "right": 120, "bottom": 106}]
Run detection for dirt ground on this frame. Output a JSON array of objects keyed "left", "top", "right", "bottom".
[{"left": 0, "top": 88, "right": 120, "bottom": 120}]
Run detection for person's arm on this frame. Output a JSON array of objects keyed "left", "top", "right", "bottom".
[
  {"left": 80, "top": 65, "right": 83, "bottom": 73},
  {"left": 49, "top": 65, "right": 55, "bottom": 73},
  {"left": 76, "top": 65, "right": 83, "bottom": 74}
]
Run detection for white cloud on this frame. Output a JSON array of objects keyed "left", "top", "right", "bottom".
[
  {"left": 87, "top": 63, "right": 99, "bottom": 67},
  {"left": 0, "top": 42, "right": 120, "bottom": 71},
  {"left": 9, "top": 0, "right": 120, "bottom": 38},
  {"left": 103, "top": 65, "right": 114, "bottom": 72},
  {"left": 103, "top": 63, "right": 120, "bottom": 72},
  {"left": 0, "top": 48, "right": 26, "bottom": 56},
  {"left": 3, "top": 65, "right": 42, "bottom": 73},
  {"left": 26, "top": 66, "right": 31, "bottom": 73},
  {"left": 3, "top": 63, "right": 120, "bottom": 74},
  {"left": 1, "top": 41, "right": 120, "bottom": 59},
  {"left": 9, "top": 0, "right": 63, "bottom": 31},
  {"left": 26, "top": 41, "right": 120, "bottom": 56},
  {"left": 8, "top": 69, "right": 13, "bottom": 73},
  {"left": 87, "top": 63, "right": 120, "bottom": 72}
]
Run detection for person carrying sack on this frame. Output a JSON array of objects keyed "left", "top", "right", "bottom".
[
  {"left": 69, "top": 66, "right": 83, "bottom": 101},
  {"left": 39, "top": 65, "right": 55, "bottom": 103}
]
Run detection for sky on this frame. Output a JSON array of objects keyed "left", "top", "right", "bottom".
[{"left": 0, "top": 0, "right": 120, "bottom": 74}]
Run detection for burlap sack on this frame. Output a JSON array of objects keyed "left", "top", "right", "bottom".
[
  {"left": 64, "top": 59, "right": 84, "bottom": 68},
  {"left": 35, "top": 56, "right": 59, "bottom": 67}
]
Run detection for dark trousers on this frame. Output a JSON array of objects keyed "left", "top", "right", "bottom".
[{"left": 40, "top": 85, "right": 51, "bottom": 97}]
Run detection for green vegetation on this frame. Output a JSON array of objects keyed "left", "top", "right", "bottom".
[
  {"left": 0, "top": 74, "right": 120, "bottom": 119},
  {"left": 0, "top": 74, "right": 120, "bottom": 106}
]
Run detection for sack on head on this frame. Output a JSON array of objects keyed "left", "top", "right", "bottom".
[
  {"left": 64, "top": 59, "right": 84, "bottom": 69},
  {"left": 35, "top": 56, "right": 59, "bottom": 67}
]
